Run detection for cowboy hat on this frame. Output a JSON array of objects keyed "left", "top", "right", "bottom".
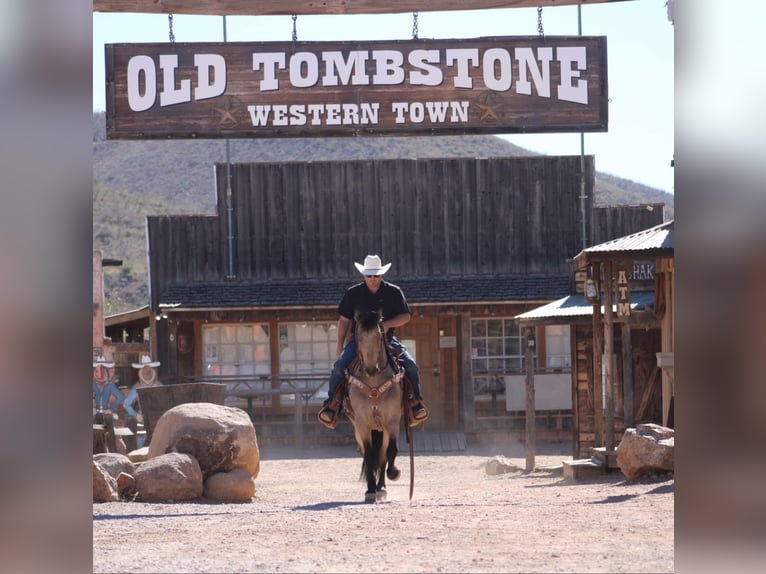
[
  {"left": 131, "top": 354, "right": 161, "bottom": 369},
  {"left": 92, "top": 355, "right": 114, "bottom": 368},
  {"left": 354, "top": 254, "right": 391, "bottom": 276}
]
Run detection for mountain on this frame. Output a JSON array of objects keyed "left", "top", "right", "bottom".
[{"left": 92, "top": 112, "right": 674, "bottom": 314}]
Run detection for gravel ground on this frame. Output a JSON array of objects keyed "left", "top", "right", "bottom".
[{"left": 93, "top": 440, "right": 674, "bottom": 573}]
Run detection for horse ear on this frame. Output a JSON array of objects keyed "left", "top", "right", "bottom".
[
  {"left": 354, "top": 310, "right": 361, "bottom": 322},
  {"left": 377, "top": 308, "right": 383, "bottom": 321}
]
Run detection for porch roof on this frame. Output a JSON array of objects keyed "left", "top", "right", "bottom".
[
  {"left": 571, "top": 220, "right": 674, "bottom": 271},
  {"left": 515, "top": 291, "right": 656, "bottom": 326},
  {"left": 158, "top": 274, "right": 571, "bottom": 310}
]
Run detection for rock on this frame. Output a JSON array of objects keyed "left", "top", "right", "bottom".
[
  {"left": 117, "top": 472, "right": 137, "bottom": 499},
  {"left": 93, "top": 452, "right": 135, "bottom": 480},
  {"left": 134, "top": 452, "right": 204, "bottom": 501},
  {"left": 148, "top": 402, "right": 260, "bottom": 480},
  {"left": 93, "top": 460, "right": 118, "bottom": 502},
  {"left": 617, "top": 423, "right": 675, "bottom": 480},
  {"left": 126, "top": 446, "right": 150, "bottom": 463},
  {"left": 204, "top": 468, "right": 256, "bottom": 501},
  {"left": 485, "top": 455, "right": 522, "bottom": 476}
]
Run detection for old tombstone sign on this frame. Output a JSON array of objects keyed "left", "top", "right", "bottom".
[{"left": 105, "top": 36, "right": 607, "bottom": 139}]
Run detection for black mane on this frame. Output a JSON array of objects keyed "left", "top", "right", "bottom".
[{"left": 358, "top": 310, "right": 381, "bottom": 332}]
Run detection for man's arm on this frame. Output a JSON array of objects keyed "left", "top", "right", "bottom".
[
  {"left": 382, "top": 312, "right": 411, "bottom": 333},
  {"left": 336, "top": 316, "right": 351, "bottom": 358}
]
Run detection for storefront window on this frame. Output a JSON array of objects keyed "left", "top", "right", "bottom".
[
  {"left": 278, "top": 322, "right": 336, "bottom": 405},
  {"left": 202, "top": 323, "right": 270, "bottom": 379},
  {"left": 545, "top": 325, "right": 572, "bottom": 370}
]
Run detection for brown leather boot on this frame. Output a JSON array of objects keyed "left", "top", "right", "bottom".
[
  {"left": 318, "top": 397, "right": 341, "bottom": 430},
  {"left": 408, "top": 395, "right": 429, "bottom": 427}
]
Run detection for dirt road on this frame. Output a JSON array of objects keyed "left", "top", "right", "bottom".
[{"left": 93, "top": 440, "right": 674, "bottom": 573}]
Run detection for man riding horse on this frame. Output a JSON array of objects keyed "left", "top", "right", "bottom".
[{"left": 318, "top": 254, "right": 429, "bottom": 429}]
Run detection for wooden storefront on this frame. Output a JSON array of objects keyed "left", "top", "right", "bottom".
[{"left": 143, "top": 155, "right": 663, "bottom": 444}]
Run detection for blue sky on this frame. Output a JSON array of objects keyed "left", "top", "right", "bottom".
[{"left": 93, "top": 0, "right": 674, "bottom": 194}]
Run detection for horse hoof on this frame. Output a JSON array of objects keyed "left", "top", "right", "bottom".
[
  {"left": 376, "top": 489, "right": 387, "bottom": 501},
  {"left": 387, "top": 466, "right": 401, "bottom": 481},
  {"left": 364, "top": 492, "right": 376, "bottom": 504}
]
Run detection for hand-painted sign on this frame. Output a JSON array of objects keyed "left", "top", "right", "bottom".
[{"left": 105, "top": 36, "right": 607, "bottom": 139}]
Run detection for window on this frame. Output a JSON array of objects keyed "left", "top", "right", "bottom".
[
  {"left": 278, "top": 322, "right": 336, "bottom": 405},
  {"left": 202, "top": 324, "right": 271, "bottom": 380},
  {"left": 278, "top": 322, "right": 336, "bottom": 374},
  {"left": 544, "top": 325, "right": 571, "bottom": 370},
  {"left": 471, "top": 318, "right": 524, "bottom": 374}
]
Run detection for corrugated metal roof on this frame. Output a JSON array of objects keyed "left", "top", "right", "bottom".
[
  {"left": 584, "top": 220, "right": 673, "bottom": 254},
  {"left": 571, "top": 220, "right": 673, "bottom": 270},
  {"left": 158, "top": 274, "right": 571, "bottom": 309},
  {"left": 515, "top": 291, "right": 655, "bottom": 322}
]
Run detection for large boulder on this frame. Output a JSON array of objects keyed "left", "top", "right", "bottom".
[
  {"left": 204, "top": 468, "right": 256, "bottom": 501},
  {"left": 133, "top": 452, "right": 203, "bottom": 501},
  {"left": 616, "top": 423, "right": 675, "bottom": 480},
  {"left": 148, "top": 403, "right": 260, "bottom": 480}
]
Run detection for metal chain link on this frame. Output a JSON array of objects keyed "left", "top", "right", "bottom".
[
  {"left": 412, "top": 12, "right": 419, "bottom": 39},
  {"left": 292, "top": 14, "right": 298, "bottom": 42},
  {"left": 537, "top": 7, "right": 544, "bottom": 37},
  {"left": 168, "top": 14, "right": 176, "bottom": 45}
]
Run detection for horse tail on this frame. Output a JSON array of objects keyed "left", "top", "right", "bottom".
[{"left": 359, "top": 430, "right": 384, "bottom": 481}]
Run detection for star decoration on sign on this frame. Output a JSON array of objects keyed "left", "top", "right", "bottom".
[
  {"left": 475, "top": 92, "right": 503, "bottom": 122},
  {"left": 213, "top": 96, "right": 243, "bottom": 127}
]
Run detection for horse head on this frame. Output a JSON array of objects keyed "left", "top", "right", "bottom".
[{"left": 354, "top": 309, "right": 389, "bottom": 377}]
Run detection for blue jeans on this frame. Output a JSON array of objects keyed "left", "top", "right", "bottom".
[{"left": 327, "top": 335, "right": 421, "bottom": 398}]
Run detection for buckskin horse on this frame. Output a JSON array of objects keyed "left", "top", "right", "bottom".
[{"left": 343, "top": 309, "right": 406, "bottom": 503}]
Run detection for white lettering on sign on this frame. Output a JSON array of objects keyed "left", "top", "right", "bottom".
[
  {"left": 125, "top": 46, "right": 592, "bottom": 112},
  {"left": 631, "top": 262, "right": 655, "bottom": 281},
  {"left": 127, "top": 53, "right": 227, "bottom": 111},
  {"left": 247, "top": 102, "right": 381, "bottom": 126}
]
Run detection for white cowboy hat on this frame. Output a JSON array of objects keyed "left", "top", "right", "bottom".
[
  {"left": 354, "top": 254, "right": 391, "bottom": 276},
  {"left": 131, "top": 354, "right": 161, "bottom": 369},
  {"left": 93, "top": 355, "right": 114, "bottom": 368}
]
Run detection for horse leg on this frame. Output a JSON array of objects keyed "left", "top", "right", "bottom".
[
  {"left": 386, "top": 435, "right": 401, "bottom": 481},
  {"left": 375, "top": 432, "right": 389, "bottom": 500},
  {"left": 363, "top": 431, "right": 384, "bottom": 503}
]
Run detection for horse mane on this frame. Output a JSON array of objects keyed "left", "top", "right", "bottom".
[{"left": 357, "top": 310, "right": 382, "bottom": 332}]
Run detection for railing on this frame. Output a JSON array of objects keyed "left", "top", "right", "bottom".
[{"left": 164, "top": 373, "right": 328, "bottom": 447}]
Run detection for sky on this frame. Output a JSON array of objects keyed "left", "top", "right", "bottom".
[{"left": 93, "top": 0, "right": 674, "bottom": 194}]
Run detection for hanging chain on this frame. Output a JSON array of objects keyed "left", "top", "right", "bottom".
[
  {"left": 537, "top": 7, "right": 544, "bottom": 37},
  {"left": 292, "top": 14, "right": 298, "bottom": 42},
  {"left": 412, "top": 12, "right": 419, "bottom": 39},
  {"left": 168, "top": 14, "right": 176, "bottom": 45}
]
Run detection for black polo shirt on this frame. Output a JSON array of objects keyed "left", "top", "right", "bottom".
[{"left": 337, "top": 280, "right": 411, "bottom": 336}]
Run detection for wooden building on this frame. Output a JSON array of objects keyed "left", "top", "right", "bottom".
[
  {"left": 517, "top": 219, "right": 673, "bottom": 457},
  {"left": 145, "top": 155, "right": 663, "bottom": 443}
]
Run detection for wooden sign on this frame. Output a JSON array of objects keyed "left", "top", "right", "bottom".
[
  {"left": 615, "top": 261, "right": 631, "bottom": 317},
  {"left": 105, "top": 36, "right": 607, "bottom": 139}
]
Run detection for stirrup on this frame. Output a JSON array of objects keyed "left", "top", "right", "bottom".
[
  {"left": 409, "top": 398, "right": 429, "bottom": 427},
  {"left": 318, "top": 404, "right": 339, "bottom": 430}
]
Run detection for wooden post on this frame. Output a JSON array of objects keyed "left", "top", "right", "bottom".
[
  {"left": 524, "top": 327, "right": 536, "bottom": 473},
  {"left": 621, "top": 322, "right": 634, "bottom": 428},
  {"left": 591, "top": 262, "right": 604, "bottom": 447},
  {"left": 460, "top": 314, "right": 476, "bottom": 433},
  {"left": 603, "top": 261, "right": 615, "bottom": 452}
]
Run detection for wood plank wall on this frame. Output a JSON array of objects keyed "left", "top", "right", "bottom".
[
  {"left": 214, "top": 156, "right": 594, "bottom": 281},
  {"left": 591, "top": 204, "right": 665, "bottom": 246}
]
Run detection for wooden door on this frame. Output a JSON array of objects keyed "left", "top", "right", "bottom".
[{"left": 397, "top": 317, "right": 446, "bottom": 428}]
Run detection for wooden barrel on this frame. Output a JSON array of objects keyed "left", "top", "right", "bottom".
[{"left": 136, "top": 383, "right": 227, "bottom": 443}]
